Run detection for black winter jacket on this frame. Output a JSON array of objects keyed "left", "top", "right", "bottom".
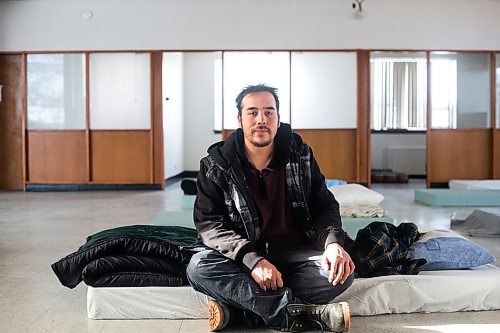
[{"left": 194, "top": 123, "right": 344, "bottom": 270}]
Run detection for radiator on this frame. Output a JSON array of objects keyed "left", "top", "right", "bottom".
[{"left": 387, "top": 146, "right": 426, "bottom": 175}]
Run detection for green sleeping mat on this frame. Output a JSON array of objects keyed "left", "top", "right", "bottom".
[
  {"left": 415, "top": 189, "right": 500, "bottom": 207},
  {"left": 152, "top": 210, "right": 195, "bottom": 228},
  {"left": 341, "top": 216, "right": 395, "bottom": 239}
]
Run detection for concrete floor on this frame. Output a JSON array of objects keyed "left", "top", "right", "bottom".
[{"left": 1, "top": 179, "right": 499, "bottom": 333}]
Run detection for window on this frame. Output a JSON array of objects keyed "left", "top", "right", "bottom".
[
  {"left": 216, "top": 51, "right": 357, "bottom": 130},
  {"left": 431, "top": 52, "right": 490, "bottom": 129},
  {"left": 222, "top": 52, "right": 290, "bottom": 130},
  {"left": 27, "top": 54, "right": 86, "bottom": 129},
  {"left": 291, "top": 52, "right": 357, "bottom": 129},
  {"left": 89, "top": 53, "right": 151, "bottom": 129},
  {"left": 430, "top": 58, "right": 457, "bottom": 128},
  {"left": 370, "top": 52, "right": 427, "bottom": 130}
]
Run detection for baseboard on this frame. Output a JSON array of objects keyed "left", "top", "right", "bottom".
[
  {"left": 26, "top": 184, "right": 162, "bottom": 192},
  {"left": 429, "top": 182, "right": 449, "bottom": 189}
]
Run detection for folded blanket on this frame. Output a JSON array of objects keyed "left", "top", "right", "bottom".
[
  {"left": 452, "top": 209, "right": 500, "bottom": 238},
  {"left": 347, "top": 222, "right": 426, "bottom": 277},
  {"left": 340, "top": 205, "right": 385, "bottom": 218},
  {"left": 52, "top": 225, "right": 200, "bottom": 289}
]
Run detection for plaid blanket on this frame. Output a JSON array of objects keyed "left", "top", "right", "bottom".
[{"left": 349, "top": 222, "right": 426, "bottom": 277}]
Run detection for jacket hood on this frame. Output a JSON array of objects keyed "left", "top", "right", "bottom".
[{"left": 207, "top": 122, "right": 303, "bottom": 171}]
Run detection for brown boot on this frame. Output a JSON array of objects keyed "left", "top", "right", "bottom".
[
  {"left": 285, "top": 302, "right": 350, "bottom": 332},
  {"left": 208, "top": 300, "right": 230, "bottom": 331},
  {"left": 208, "top": 300, "right": 264, "bottom": 331}
]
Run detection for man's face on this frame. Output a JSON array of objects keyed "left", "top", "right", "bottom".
[{"left": 238, "top": 91, "right": 280, "bottom": 148}]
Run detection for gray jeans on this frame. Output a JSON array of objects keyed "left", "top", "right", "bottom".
[{"left": 186, "top": 246, "right": 354, "bottom": 330}]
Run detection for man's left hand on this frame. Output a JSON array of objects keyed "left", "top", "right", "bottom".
[{"left": 321, "top": 243, "right": 355, "bottom": 286}]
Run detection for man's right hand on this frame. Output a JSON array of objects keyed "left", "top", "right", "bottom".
[{"left": 251, "top": 259, "right": 284, "bottom": 291}]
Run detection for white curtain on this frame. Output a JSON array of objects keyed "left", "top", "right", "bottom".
[
  {"left": 372, "top": 59, "right": 427, "bottom": 130},
  {"left": 430, "top": 59, "right": 457, "bottom": 129}
]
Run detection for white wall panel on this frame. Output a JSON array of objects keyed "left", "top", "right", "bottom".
[
  {"left": 89, "top": 53, "right": 150, "bottom": 129},
  {"left": 223, "top": 52, "right": 290, "bottom": 130},
  {"left": 291, "top": 52, "right": 357, "bottom": 129},
  {"left": 183, "top": 53, "right": 221, "bottom": 171},
  {"left": 163, "top": 52, "right": 184, "bottom": 178}
]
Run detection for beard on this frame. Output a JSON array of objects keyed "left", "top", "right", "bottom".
[
  {"left": 247, "top": 126, "right": 273, "bottom": 148},
  {"left": 249, "top": 137, "right": 272, "bottom": 148}
]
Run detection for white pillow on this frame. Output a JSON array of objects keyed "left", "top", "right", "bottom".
[{"left": 328, "top": 184, "right": 384, "bottom": 207}]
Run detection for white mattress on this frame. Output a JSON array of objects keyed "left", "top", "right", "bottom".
[
  {"left": 88, "top": 285, "right": 210, "bottom": 319},
  {"left": 449, "top": 180, "right": 500, "bottom": 190},
  {"left": 87, "top": 264, "right": 500, "bottom": 319}
]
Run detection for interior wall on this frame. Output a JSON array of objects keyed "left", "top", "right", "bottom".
[
  {"left": 162, "top": 52, "right": 184, "bottom": 179},
  {"left": 429, "top": 129, "right": 491, "bottom": 182},
  {"left": 456, "top": 53, "right": 491, "bottom": 128},
  {"left": 0, "top": 54, "right": 23, "bottom": 190},
  {"left": 182, "top": 53, "right": 221, "bottom": 171},
  {"left": 2, "top": 0, "right": 500, "bottom": 51},
  {"left": 371, "top": 133, "right": 426, "bottom": 175},
  {"left": 3, "top": 0, "right": 500, "bottom": 182}
]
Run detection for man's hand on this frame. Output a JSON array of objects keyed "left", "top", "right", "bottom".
[
  {"left": 251, "top": 259, "right": 284, "bottom": 291},
  {"left": 321, "top": 243, "right": 355, "bottom": 286}
]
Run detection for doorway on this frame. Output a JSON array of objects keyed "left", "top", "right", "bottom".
[{"left": 369, "top": 52, "right": 427, "bottom": 187}]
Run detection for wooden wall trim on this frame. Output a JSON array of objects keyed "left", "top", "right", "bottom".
[
  {"left": 356, "top": 50, "right": 370, "bottom": 185},
  {"left": 0, "top": 54, "right": 24, "bottom": 190},
  {"left": 295, "top": 129, "right": 357, "bottom": 182},
  {"left": 151, "top": 51, "right": 165, "bottom": 188},
  {"left": 428, "top": 129, "right": 492, "bottom": 183},
  {"left": 425, "top": 51, "right": 431, "bottom": 188},
  {"left": 149, "top": 52, "right": 155, "bottom": 184},
  {"left": 491, "top": 54, "right": 497, "bottom": 178},
  {"left": 491, "top": 54, "right": 496, "bottom": 132},
  {"left": 495, "top": 129, "right": 500, "bottom": 179},
  {"left": 27, "top": 131, "right": 87, "bottom": 183},
  {"left": 85, "top": 52, "right": 91, "bottom": 182},
  {"left": 91, "top": 130, "right": 152, "bottom": 184},
  {"left": 22, "top": 53, "right": 27, "bottom": 190},
  {"left": 222, "top": 129, "right": 233, "bottom": 140}
]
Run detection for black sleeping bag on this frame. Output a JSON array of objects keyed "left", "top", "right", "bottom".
[
  {"left": 82, "top": 255, "right": 188, "bottom": 287},
  {"left": 51, "top": 225, "right": 201, "bottom": 288}
]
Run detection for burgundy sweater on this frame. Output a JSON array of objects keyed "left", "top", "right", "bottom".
[{"left": 242, "top": 166, "right": 305, "bottom": 246}]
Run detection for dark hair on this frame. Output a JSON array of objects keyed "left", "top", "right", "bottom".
[{"left": 235, "top": 84, "right": 280, "bottom": 116}]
